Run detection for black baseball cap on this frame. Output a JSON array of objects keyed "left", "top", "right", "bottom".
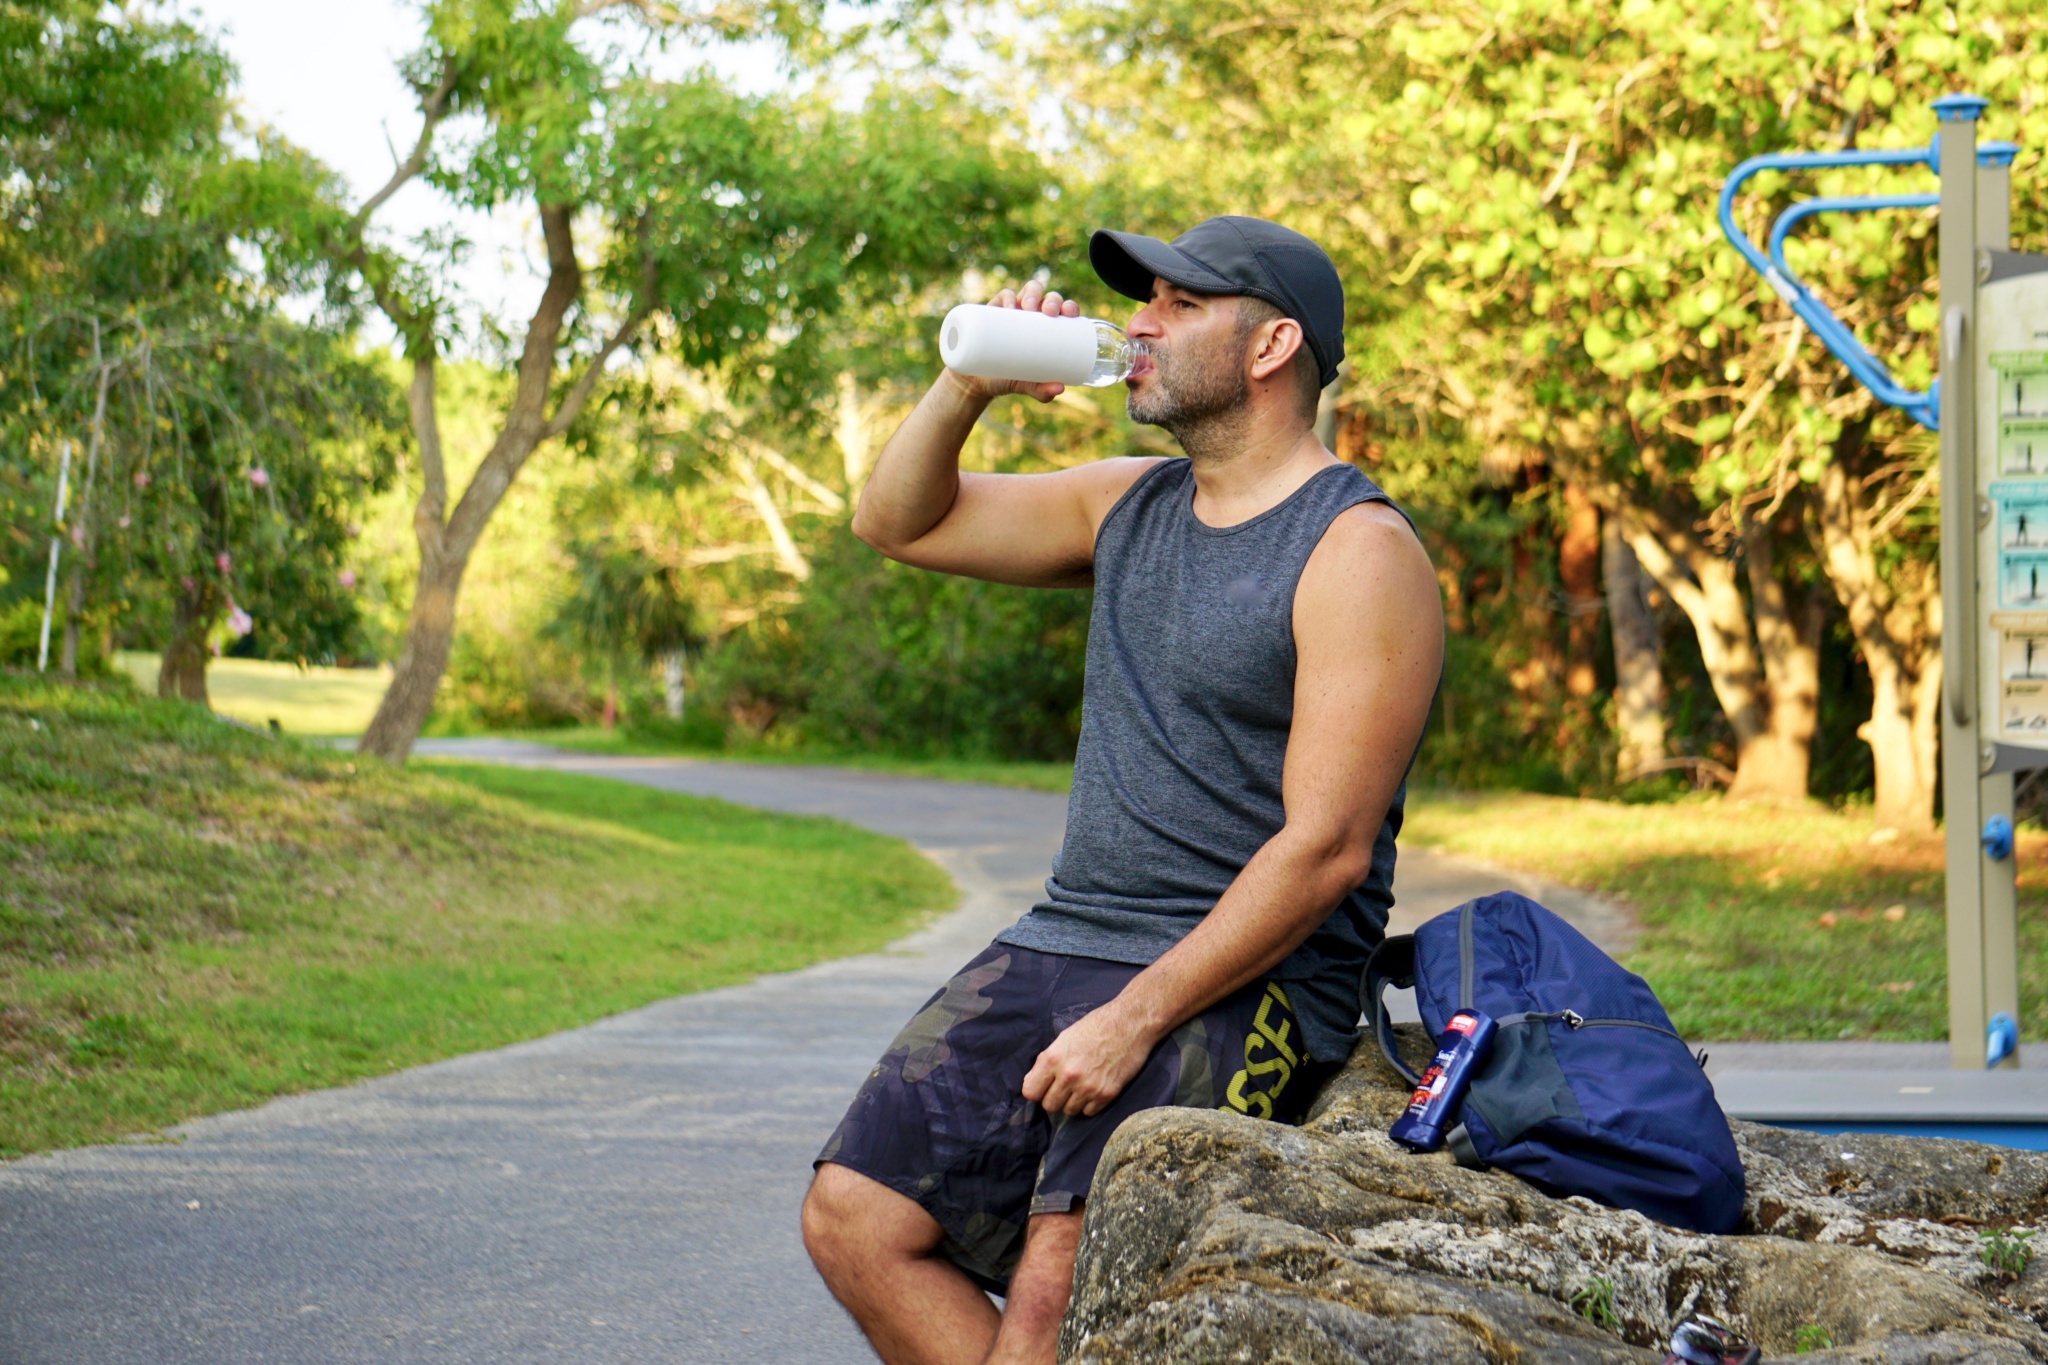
[{"left": 1089, "top": 216, "right": 1345, "bottom": 386}]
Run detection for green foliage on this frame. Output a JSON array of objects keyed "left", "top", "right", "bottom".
[
  {"left": 1568, "top": 1276, "right": 1620, "bottom": 1331},
  {"left": 1028, "top": 0, "right": 2048, "bottom": 798},
  {"left": 1981, "top": 1226, "right": 2036, "bottom": 1280},
  {"left": 700, "top": 524, "right": 1090, "bottom": 760},
  {"left": 1795, "top": 1324, "right": 1834, "bottom": 1353},
  {"left": 365, "top": 3, "right": 1050, "bottom": 395},
  {"left": 0, "top": 670, "right": 949, "bottom": 1156},
  {"left": 548, "top": 536, "right": 699, "bottom": 672},
  {"left": 0, "top": 563, "right": 41, "bottom": 667},
  {"left": 1, "top": 2, "right": 401, "bottom": 670}
]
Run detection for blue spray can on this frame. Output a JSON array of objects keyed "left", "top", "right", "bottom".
[{"left": 1389, "top": 1009, "right": 1497, "bottom": 1153}]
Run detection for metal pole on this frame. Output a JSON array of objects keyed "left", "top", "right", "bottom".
[
  {"left": 36, "top": 438, "right": 72, "bottom": 674},
  {"left": 1934, "top": 94, "right": 1991, "bottom": 1069},
  {"left": 1976, "top": 137, "right": 2023, "bottom": 1068},
  {"left": 1979, "top": 147, "right": 2013, "bottom": 250}
]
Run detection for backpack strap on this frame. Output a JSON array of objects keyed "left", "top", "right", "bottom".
[
  {"left": 1445, "top": 1122, "right": 1488, "bottom": 1170},
  {"left": 1362, "top": 933, "right": 1419, "bottom": 1086}
]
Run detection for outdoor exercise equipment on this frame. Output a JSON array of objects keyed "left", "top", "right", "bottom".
[{"left": 1721, "top": 95, "right": 2042, "bottom": 1070}]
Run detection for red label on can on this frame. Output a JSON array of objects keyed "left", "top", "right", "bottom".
[{"left": 1447, "top": 1013, "right": 1478, "bottom": 1036}]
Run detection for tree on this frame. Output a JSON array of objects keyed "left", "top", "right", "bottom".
[
  {"left": 1029, "top": 0, "right": 2048, "bottom": 822},
  {"left": 327, "top": 0, "right": 1045, "bottom": 761},
  {"left": 2, "top": 3, "right": 401, "bottom": 698}
]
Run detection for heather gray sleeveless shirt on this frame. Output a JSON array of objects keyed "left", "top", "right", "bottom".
[{"left": 996, "top": 458, "right": 1406, "bottom": 1063}]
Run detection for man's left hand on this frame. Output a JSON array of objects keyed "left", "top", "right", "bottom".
[{"left": 1021, "top": 1005, "right": 1159, "bottom": 1117}]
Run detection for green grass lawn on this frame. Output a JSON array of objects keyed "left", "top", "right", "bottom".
[
  {"left": 1405, "top": 791, "right": 2048, "bottom": 1042},
  {"left": 114, "top": 650, "right": 391, "bottom": 737},
  {"left": 506, "top": 725, "right": 1077, "bottom": 794},
  {"left": 0, "top": 672, "right": 953, "bottom": 1158},
  {"left": 19, "top": 650, "right": 1998, "bottom": 1055}
]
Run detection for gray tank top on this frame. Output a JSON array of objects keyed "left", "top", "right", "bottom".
[{"left": 996, "top": 457, "right": 1406, "bottom": 1063}]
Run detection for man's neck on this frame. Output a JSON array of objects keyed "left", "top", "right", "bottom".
[{"left": 1178, "top": 413, "right": 1339, "bottom": 529}]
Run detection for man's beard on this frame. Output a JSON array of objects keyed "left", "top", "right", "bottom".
[{"left": 1126, "top": 336, "right": 1248, "bottom": 450}]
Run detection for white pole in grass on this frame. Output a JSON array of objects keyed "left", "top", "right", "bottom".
[{"left": 37, "top": 437, "right": 72, "bottom": 674}]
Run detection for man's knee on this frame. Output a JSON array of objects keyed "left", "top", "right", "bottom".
[
  {"left": 800, "top": 1163, "right": 862, "bottom": 1268},
  {"left": 802, "top": 1162, "right": 939, "bottom": 1274}
]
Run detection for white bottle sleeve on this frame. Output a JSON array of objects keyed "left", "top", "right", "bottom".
[{"left": 938, "top": 304, "right": 1104, "bottom": 386}]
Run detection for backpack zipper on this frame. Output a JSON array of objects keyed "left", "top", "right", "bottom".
[{"left": 1502, "top": 1009, "right": 1686, "bottom": 1045}]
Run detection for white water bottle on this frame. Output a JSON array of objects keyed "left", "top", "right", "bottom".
[{"left": 938, "top": 304, "right": 1137, "bottom": 388}]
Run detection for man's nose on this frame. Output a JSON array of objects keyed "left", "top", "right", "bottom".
[{"left": 1127, "top": 302, "right": 1164, "bottom": 339}]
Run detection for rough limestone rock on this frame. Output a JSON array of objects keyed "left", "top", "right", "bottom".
[{"left": 1060, "top": 1025, "right": 2048, "bottom": 1363}]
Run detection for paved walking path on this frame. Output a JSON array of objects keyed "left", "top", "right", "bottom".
[{"left": 0, "top": 742, "right": 1627, "bottom": 1364}]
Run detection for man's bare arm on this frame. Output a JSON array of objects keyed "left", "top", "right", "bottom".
[
  {"left": 1022, "top": 502, "right": 1443, "bottom": 1116},
  {"left": 851, "top": 281, "right": 1159, "bottom": 588}
]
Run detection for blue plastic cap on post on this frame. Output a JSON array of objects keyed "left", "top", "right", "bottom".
[
  {"left": 1984, "top": 813, "right": 2016, "bottom": 862},
  {"left": 1980, "top": 140, "right": 2022, "bottom": 167},
  {"left": 1933, "top": 93, "right": 1990, "bottom": 122},
  {"left": 1988, "top": 1012, "right": 2020, "bottom": 1069}
]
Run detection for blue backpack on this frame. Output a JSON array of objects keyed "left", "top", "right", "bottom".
[{"left": 1364, "top": 891, "right": 1745, "bottom": 1234}]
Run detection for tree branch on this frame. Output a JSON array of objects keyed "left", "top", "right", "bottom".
[
  {"left": 749, "top": 443, "right": 846, "bottom": 512},
  {"left": 541, "top": 303, "right": 653, "bottom": 442},
  {"left": 440, "top": 203, "right": 587, "bottom": 556},
  {"left": 407, "top": 353, "right": 448, "bottom": 553},
  {"left": 542, "top": 221, "right": 660, "bottom": 441},
  {"left": 348, "top": 57, "right": 458, "bottom": 237},
  {"left": 732, "top": 452, "right": 811, "bottom": 579},
  {"left": 574, "top": 0, "right": 758, "bottom": 27}
]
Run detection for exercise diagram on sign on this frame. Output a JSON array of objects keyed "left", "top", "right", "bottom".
[{"left": 1992, "top": 481, "right": 2048, "bottom": 608}]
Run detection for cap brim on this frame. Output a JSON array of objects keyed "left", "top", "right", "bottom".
[{"left": 1090, "top": 229, "right": 1238, "bottom": 303}]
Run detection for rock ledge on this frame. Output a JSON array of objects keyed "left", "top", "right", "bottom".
[{"left": 1060, "top": 1027, "right": 2048, "bottom": 1363}]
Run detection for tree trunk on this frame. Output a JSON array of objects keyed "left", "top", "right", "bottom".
[
  {"left": 1559, "top": 483, "right": 1601, "bottom": 698},
  {"left": 1602, "top": 519, "right": 1666, "bottom": 779},
  {"left": 59, "top": 561, "right": 84, "bottom": 677},
  {"left": 1733, "top": 520, "right": 1822, "bottom": 804},
  {"left": 664, "top": 648, "right": 685, "bottom": 721},
  {"left": 1813, "top": 454, "right": 1940, "bottom": 830},
  {"left": 1859, "top": 650, "right": 1939, "bottom": 831},
  {"left": 354, "top": 201, "right": 651, "bottom": 764},
  {"left": 59, "top": 335, "right": 111, "bottom": 677},
  {"left": 358, "top": 552, "right": 466, "bottom": 761},
  {"left": 159, "top": 583, "right": 216, "bottom": 706},
  {"left": 1621, "top": 521, "right": 1770, "bottom": 756},
  {"left": 835, "top": 371, "right": 873, "bottom": 491},
  {"left": 1554, "top": 437, "right": 1815, "bottom": 803},
  {"left": 1619, "top": 509, "right": 1814, "bottom": 802}
]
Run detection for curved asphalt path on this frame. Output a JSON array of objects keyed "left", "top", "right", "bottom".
[{"left": 0, "top": 741, "right": 1628, "bottom": 1364}]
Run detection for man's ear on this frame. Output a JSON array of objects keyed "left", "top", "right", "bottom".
[{"left": 1248, "top": 318, "right": 1305, "bottom": 382}]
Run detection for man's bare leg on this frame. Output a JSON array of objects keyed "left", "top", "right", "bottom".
[
  {"left": 983, "top": 1210, "right": 1083, "bottom": 1365},
  {"left": 803, "top": 1163, "right": 1000, "bottom": 1365}
]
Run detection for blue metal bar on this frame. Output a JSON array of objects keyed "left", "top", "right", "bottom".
[
  {"left": 1763, "top": 192, "right": 1941, "bottom": 427},
  {"left": 1765, "top": 193, "right": 1939, "bottom": 265},
  {"left": 1717, "top": 142, "right": 1943, "bottom": 429},
  {"left": 1716, "top": 143, "right": 1936, "bottom": 279}
]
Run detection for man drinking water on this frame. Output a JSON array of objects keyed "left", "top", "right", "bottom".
[{"left": 802, "top": 217, "right": 1443, "bottom": 1364}]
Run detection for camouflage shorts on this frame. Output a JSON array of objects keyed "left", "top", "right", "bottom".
[{"left": 815, "top": 941, "right": 1332, "bottom": 1291}]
